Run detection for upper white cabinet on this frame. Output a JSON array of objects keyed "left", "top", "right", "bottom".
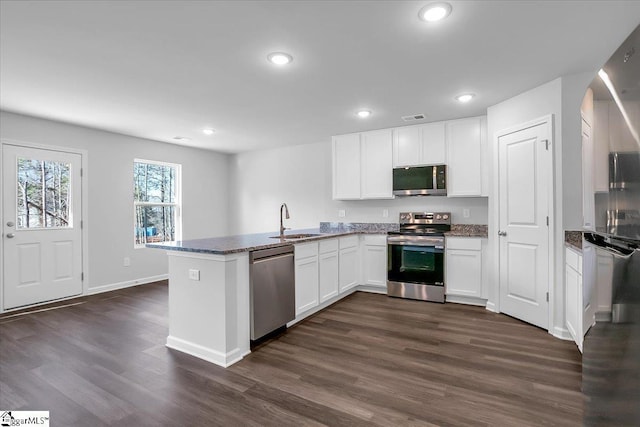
[
  {"left": 582, "top": 117, "right": 595, "bottom": 230},
  {"left": 393, "top": 122, "right": 446, "bottom": 167},
  {"left": 361, "top": 129, "right": 394, "bottom": 199},
  {"left": 446, "top": 116, "right": 487, "bottom": 197},
  {"left": 333, "top": 129, "right": 393, "bottom": 200},
  {"left": 593, "top": 101, "right": 610, "bottom": 193},
  {"left": 332, "top": 133, "right": 361, "bottom": 200}
]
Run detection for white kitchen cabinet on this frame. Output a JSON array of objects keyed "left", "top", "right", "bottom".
[
  {"left": 446, "top": 116, "right": 486, "bottom": 197},
  {"left": 565, "top": 246, "right": 583, "bottom": 351},
  {"left": 361, "top": 129, "right": 393, "bottom": 199},
  {"left": 333, "top": 130, "right": 393, "bottom": 200},
  {"left": 445, "top": 237, "right": 482, "bottom": 299},
  {"left": 318, "top": 239, "right": 339, "bottom": 303},
  {"left": 332, "top": 133, "right": 361, "bottom": 200},
  {"left": 393, "top": 121, "right": 446, "bottom": 167},
  {"left": 295, "top": 242, "right": 319, "bottom": 316},
  {"left": 339, "top": 236, "right": 359, "bottom": 293},
  {"left": 362, "top": 235, "right": 387, "bottom": 288},
  {"left": 582, "top": 117, "right": 595, "bottom": 230},
  {"left": 593, "top": 101, "right": 610, "bottom": 193}
]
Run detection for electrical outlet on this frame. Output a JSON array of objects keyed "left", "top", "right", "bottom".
[
  {"left": 338, "top": 209, "right": 346, "bottom": 218},
  {"left": 123, "top": 257, "right": 130, "bottom": 267},
  {"left": 463, "top": 209, "right": 470, "bottom": 218},
  {"left": 188, "top": 269, "right": 200, "bottom": 281},
  {"left": 382, "top": 209, "right": 389, "bottom": 218}
]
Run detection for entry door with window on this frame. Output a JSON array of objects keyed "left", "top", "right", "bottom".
[
  {"left": 498, "top": 120, "right": 551, "bottom": 330},
  {"left": 2, "top": 144, "right": 83, "bottom": 310}
]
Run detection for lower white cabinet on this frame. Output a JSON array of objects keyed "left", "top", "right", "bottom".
[
  {"left": 362, "top": 235, "right": 387, "bottom": 288},
  {"left": 565, "top": 246, "right": 583, "bottom": 351},
  {"left": 319, "top": 239, "right": 339, "bottom": 303},
  {"left": 294, "top": 242, "right": 319, "bottom": 316},
  {"left": 339, "top": 236, "right": 359, "bottom": 293},
  {"left": 445, "top": 237, "right": 482, "bottom": 299}
]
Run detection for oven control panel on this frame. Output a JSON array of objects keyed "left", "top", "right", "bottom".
[{"left": 399, "top": 212, "right": 451, "bottom": 225}]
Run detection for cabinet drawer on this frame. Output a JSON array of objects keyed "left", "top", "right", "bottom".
[
  {"left": 295, "top": 242, "right": 319, "bottom": 259},
  {"left": 339, "top": 235, "right": 359, "bottom": 249},
  {"left": 566, "top": 247, "right": 582, "bottom": 272},
  {"left": 446, "top": 237, "right": 481, "bottom": 251},
  {"left": 363, "top": 234, "right": 387, "bottom": 246},
  {"left": 319, "top": 238, "right": 339, "bottom": 254}
]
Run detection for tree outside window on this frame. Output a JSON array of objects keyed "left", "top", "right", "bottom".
[{"left": 134, "top": 159, "right": 181, "bottom": 247}]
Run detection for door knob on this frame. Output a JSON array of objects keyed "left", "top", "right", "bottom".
[
  {"left": 6, "top": 233, "right": 15, "bottom": 238},
  {"left": 6, "top": 221, "right": 14, "bottom": 227},
  {"left": 498, "top": 231, "right": 507, "bottom": 236}
]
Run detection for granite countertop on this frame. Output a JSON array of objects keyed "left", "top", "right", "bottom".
[
  {"left": 446, "top": 224, "right": 488, "bottom": 238},
  {"left": 146, "top": 222, "right": 489, "bottom": 255},
  {"left": 565, "top": 230, "right": 583, "bottom": 251}
]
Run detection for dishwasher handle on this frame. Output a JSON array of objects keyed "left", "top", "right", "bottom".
[{"left": 252, "top": 253, "right": 294, "bottom": 264}]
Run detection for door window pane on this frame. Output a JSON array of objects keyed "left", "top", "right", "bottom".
[{"left": 17, "top": 158, "right": 71, "bottom": 229}]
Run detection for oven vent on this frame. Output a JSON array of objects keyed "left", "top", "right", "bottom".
[{"left": 401, "top": 113, "right": 426, "bottom": 122}]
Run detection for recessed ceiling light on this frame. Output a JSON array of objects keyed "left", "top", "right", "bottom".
[
  {"left": 418, "top": 2, "right": 452, "bottom": 22},
  {"left": 455, "top": 93, "right": 475, "bottom": 103},
  {"left": 202, "top": 128, "right": 215, "bottom": 136},
  {"left": 173, "top": 136, "right": 191, "bottom": 142},
  {"left": 357, "top": 110, "right": 372, "bottom": 118},
  {"left": 267, "top": 52, "right": 293, "bottom": 65}
]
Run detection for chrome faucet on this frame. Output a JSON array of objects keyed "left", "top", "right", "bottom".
[{"left": 280, "top": 203, "right": 290, "bottom": 238}]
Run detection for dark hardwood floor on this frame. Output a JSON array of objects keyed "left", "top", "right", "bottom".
[{"left": 0, "top": 281, "right": 583, "bottom": 426}]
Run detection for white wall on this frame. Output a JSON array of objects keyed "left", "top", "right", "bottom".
[
  {"left": 0, "top": 111, "right": 230, "bottom": 296},
  {"left": 229, "top": 141, "right": 489, "bottom": 235}
]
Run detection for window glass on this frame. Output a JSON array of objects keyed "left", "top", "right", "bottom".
[
  {"left": 133, "top": 160, "right": 180, "bottom": 247},
  {"left": 17, "top": 158, "right": 71, "bottom": 229}
]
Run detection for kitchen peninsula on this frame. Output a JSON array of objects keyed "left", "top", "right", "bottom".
[{"left": 147, "top": 222, "right": 488, "bottom": 367}]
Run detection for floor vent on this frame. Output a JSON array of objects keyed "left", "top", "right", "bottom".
[{"left": 401, "top": 114, "right": 426, "bottom": 122}]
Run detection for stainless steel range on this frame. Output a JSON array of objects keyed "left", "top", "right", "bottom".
[{"left": 387, "top": 212, "right": 451, "bottom": 303}]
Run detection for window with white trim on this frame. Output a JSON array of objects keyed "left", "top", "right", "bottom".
[{"left": 133, "top": 159, "right": 181, "bottom": 247}]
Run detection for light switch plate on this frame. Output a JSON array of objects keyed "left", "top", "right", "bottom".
[
  {"left": 188, "top": 269, "right": 200, "bottom": 281},
  {"left": 382, "top": 209, "right": 389, "bottom": 218},
  {"left": 338, "top": 209, "right": 346, "bottom": 218},
  {"left": 463, "top": 209, "right": 470, "bottom": 218},
  {"left": 123, "top": 257, "right": 130, "bottom": 267}
]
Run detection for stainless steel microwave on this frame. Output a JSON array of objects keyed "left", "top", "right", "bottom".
[{"left": 392, "top": 165, "right": 446, "bottom": 196}]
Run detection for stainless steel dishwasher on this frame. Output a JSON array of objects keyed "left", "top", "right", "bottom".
[{"left": 249, "top": 245, "right": 295, "bottom": 340}]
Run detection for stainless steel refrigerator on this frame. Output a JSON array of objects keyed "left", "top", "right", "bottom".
[{"left": 582, "top": 24, "right": 640, "bottom": 426}]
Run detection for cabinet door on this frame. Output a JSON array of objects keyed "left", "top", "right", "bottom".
[
  {"left": 446, "top": 117, "right": 483, "bottom": 197},
  {"left": 333, "top": 133, "right": 361, "bottom": 200},
  {"left": 295, "top": 256, "right": 319, "bottom": 315},
  {"left": 363, "top": 244, "right": 387, "bottom": 288},
  {"left": 393, "top": 125, "right": 422, "bottom": 167},
  {"left": 565, "top": 262, "right": 582, "bottom": 350},
  {"left": 593, "top": 101, "right": 609, "bottom": 193},
  {"left": 319, "top": 250, "right": 339, "bottom": 303},
  {"left": 445, "top": 249, "right": 481, "bottom": 297},
  {"left": 421, "top": 121, "right": 446, "bottom": 165},
  {"left": 582, "top": 118, "right": 595, "bottom": 230},
  {"left": 582, "top": 244, "right": 596, "bottom": 335},
  {"left": 361, "top": 129, "right": 393, "bottom": 199},
  {"left": 339, "top": 246, "right": 359, "bottom": 293}
]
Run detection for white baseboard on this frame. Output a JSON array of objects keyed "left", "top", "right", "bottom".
[
  {"left": 552, "top": 326, "right": 573, "bottom": 341},
  {"left": 485, "top": 301, "right": 498, "bottom": 313},
  {"left": 446, "top": 294, "right": 487, "bottom": 307},
  {"left": 166, "top": 335, "right": 247, "bottom": 368},
  {"left": 87, "top": 274, "right": 168, "bottom": 295},
  {"left": 595, "top": 311, "right": 612, "bottom": 322}
]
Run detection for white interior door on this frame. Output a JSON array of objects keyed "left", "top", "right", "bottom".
[
  {"left": 498, "top": 121, "right": 551, "bottom": 329},
  {"left": 2, "top": 144, "right": 83, "bottom": 310}
]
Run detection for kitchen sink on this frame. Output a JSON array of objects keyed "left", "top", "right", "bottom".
[{"left": 270, "top": 233, "right": 321, "bottom": 240}]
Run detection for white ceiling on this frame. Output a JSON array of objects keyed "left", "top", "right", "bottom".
[{"left": 1, "top": 1, "right": 639, "bottom": 153}]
